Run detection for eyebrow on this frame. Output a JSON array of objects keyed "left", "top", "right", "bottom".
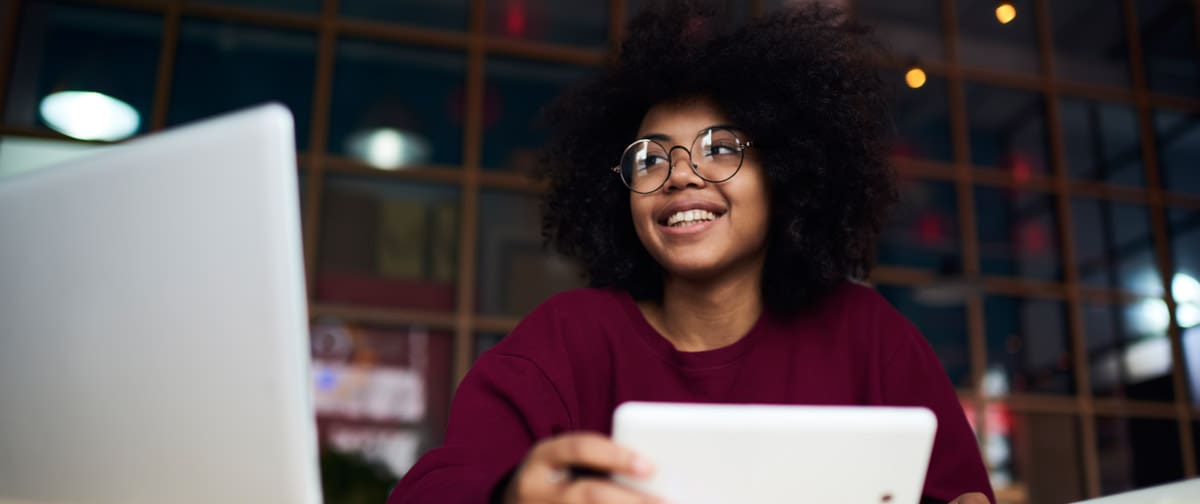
[{"left": 637, "top": 124, "right": 740, "bottom": 143}]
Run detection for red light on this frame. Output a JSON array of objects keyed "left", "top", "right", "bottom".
[
  {"left": 962, "top": 402, "right": 1014, "bottom": 436},
  {"left": 986, "top": 402, "right": 1013, "bottom": 435},
  {"left": 890, "top": 140, "right": 916, "bottom": 158},
  {"left": 962, "top": 402, "right": 978, "bottom": 433},
  {"left": 1017, "top": 221, "right": 1047, "bottom": 254},
  {"left": 505, "top": 0, "right": 526, "bottom": 36},
  {"left": 918, "top": 211, "right": 943, "bottom": 244},
  {"left": 1010, "top": 153, "right": 1032, "bottom": 185}
]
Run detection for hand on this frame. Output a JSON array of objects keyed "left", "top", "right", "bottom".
[
  {"left": 949, "top": 492, "right": 990, "bottom": 504},
  {"left": 503, "top": 432, "right": 666, "bottom": 504}
]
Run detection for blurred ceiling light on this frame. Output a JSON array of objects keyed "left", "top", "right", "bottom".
[
  {"left": 982, "top": 364, "right": 1009, "bottom": 397},
  {"left": 1122, "top": 336, "right": 1172, "bottom": 382},
  {"left": 1128, "top": 268, "right": 1165, "bottom": 298},
  {"left": 1129, "top": 298, "right": 1170, "bottom": 335},
  {"left": 1173, "top": 272, "right": 1200, "bottom": 303},
  {"left": 914, "top": 257, "right": 976, "bottom": 307},
  {"left": 1177, "top": 303, "right": 1200, "bottom": 329},
  {"left": 905, "top": 66, "right": 927, "bottom": 89},
  {"left": 995, "top": 1, "right": 1017, "bottom": 24},
  {"left": 912, "top": 277, "right": 979, "bottom": 307},
  {"left": 1175, "top": 273, "right": 1200, "bottom": 328},
  {"left": 345, "top": 128, "right": 431, "bottom": 170},
  {"left": 1092, "top": 335, "right": 1173, "bottom": 387},
  {"left": 39, "top": 91, "right": 140, "bottom": 142}
]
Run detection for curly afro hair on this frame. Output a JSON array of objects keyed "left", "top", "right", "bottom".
[{"left": 537, "top": 0, "right": 897, "bottom": 316}]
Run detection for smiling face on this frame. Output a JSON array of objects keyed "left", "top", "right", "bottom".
[{"left": 629, "top": 96, "right": 771, "bottom": 282}]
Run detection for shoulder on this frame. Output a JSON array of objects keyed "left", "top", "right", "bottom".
[
  {"left": 485, "top": 287, "right": 629, "bottom": 358},
  {"left": 519, "top": 287, "right": 628, "bottom": 328},
  {"left": 806, "top": 280, "right": 909, "bottom": 326},
  {"left": 540, "top": 287, "right": 628, "bottom": 312},
  {"left": 796, "top": 280, "right": 923, "bottom": 350}
]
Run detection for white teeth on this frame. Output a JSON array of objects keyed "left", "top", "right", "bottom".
[{"left": 665, "top": 209, "right": 718, "bottom": 227}]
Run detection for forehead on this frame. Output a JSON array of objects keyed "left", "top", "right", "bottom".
[{"left": 636, "top": 97, "right": 730, "bottom": 139}]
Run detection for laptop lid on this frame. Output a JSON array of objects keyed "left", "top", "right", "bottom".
[{"left": 0, "top": 104, "right": 321, "bottom": 504}]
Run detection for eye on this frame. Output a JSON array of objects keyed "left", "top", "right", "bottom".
[
  {"left": 703, "top": 143, "right": 739, "bottom": 157},
  {"left": 638, "top": 154, "right": 669, "bottom": 172}
]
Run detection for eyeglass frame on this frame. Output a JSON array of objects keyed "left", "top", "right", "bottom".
[{"left": 610, "top": 125, "right": 754, "bottom": 194}]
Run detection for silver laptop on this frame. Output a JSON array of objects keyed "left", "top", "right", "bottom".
[
  {"left": 0, "top": 104, "right": 322, "bottom": 504},
  {"left": 613, "top": 402, "right": 937, "bottom": 504}
]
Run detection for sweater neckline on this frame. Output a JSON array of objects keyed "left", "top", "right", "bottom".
[{"left": 616, "top": 290, "right": 768, "bottom": 371}]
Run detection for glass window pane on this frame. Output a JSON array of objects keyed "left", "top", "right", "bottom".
[
  {"left": 1096, "top": 416, "right": 1185, "bottom": 494},
  {"left": 1050, "top": 0, "right": 1130, "bottom": 87},
  {"left": 1170, "top": 208, "right": 1200, "bottom": 288},
  {"left": 966, "top": 84, "right": 1050, "bottom": 174},
  {"left": 956, "top": 0, "right": 1040, "bottom": 75},
  {"left": 315, "top": 175, "right": 459, "bottom": 311},
  {"left": 885, "top": 70, "right": 952, "bottom": 162},
  {"left": 169, "top": 20, "right": 315, "bottom": 150},
  {"left": 298, "top": 166, "right": 308, "bottom": 240},
  {"left": 1187, "top": 326, "right": 1200, "bottom": 407},
  {"left": 855, "top": 0, "right": 944, "bottom": 60},
  {"left": 1060, "top": 98, "right": 1144, "bottom": 186},
  {"left": 877, "top": 284, "right": 970, "bottom": 387},
  {"left": 310, "top": 320, "right": 453, "bottom": 480},
  {"left": 1083, "top": 302, "right": 1177, "bottom": 402},
  {"left": 1154, "top": 110, "right": 1200, "bottom": 195},
  {"left": 975, "top": 188, "right": 1062, "bottom": 281},
  {"left": 486, "top": 0, "right": 607, "bottom": 48},
  {"left": 989, "top": 411, "right": 1086, "bottom": 503},
  {"left": 341, "top": 0, "right": 468, "bottom": 30},
  {"left": 1071, "top": 199, "right": 1161, "bottom": 296},
  {"left": 329, "top": 40, "right": 466, "bottom": 167},
  {"left": 190, "top": 0, "right": 319, "bottom": 12},
  {"left": 482, "top": 58, "right": 593, "bottom": 172},
  {"left": 477, "top": 189, "right": 586, "bottom": 317},
  {"left": 879, "top": 178, "right": 960, "bottom": 271},
  {"left": 1194, "top": 421, "right": 1200, "bottom": 471},
  {"left": 476, "top": 331, "right": 505, "bottom": 361},
  {"left": 1136, "top": 0, "right": 1200, "bottom": 97},
  {"left": 984, "top": 296, "right": 1073, "bottom": 395},
  {"left": 1170, "top": 208, "right": 1200, "bottom": 406},
  {"left": 4, "top": 2, "right": 160, "bottom": 140}
]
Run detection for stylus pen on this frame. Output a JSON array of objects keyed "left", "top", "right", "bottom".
[{"left": 568, "top": 466, "right": 611, "bottom": 480}]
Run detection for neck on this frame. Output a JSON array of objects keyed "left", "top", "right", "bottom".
[{"left": 640, "top": 258, "right": 765, "bottom": 352}]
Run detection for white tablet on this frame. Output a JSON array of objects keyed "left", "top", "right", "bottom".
[{"left": 612, "top": 402, "right": 937, "bottom": 504}]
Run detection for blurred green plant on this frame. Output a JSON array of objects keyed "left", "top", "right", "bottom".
[{"left": 319, "top": 449, "right": 397, "bottom": 504}]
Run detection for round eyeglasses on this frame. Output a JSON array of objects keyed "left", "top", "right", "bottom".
[{"left": 611, "top": 126, "right": 753, "bottom": 194}]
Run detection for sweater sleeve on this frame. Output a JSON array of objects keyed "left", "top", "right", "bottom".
[
  {"left": 882, "top": 317, "right": 996, "bottom": 504},
  {"left": 387, "top": 340, "right": 571, "bottom": 503}
]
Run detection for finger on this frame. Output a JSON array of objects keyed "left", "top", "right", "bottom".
[
  {"left": 505, "top": 462, "right": 569, "bottom": 502},
  {"left": 536, "top": 433, "right": 654, "bottom": 478},
  {"left": 952, "top": 492, "right": 990, "bottom": 504},
  {"left": 562, "top": 479, "right": 665, "bottom": 504}
]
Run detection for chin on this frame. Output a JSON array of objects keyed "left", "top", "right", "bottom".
[{"left": 657, "top": 256, "right": 730, "bottom": 281}]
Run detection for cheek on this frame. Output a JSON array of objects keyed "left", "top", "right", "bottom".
[
  {"left": 731, "top": 171, "right": 771, "bottom": 235},
  {"left": 629, "top": 196, "right": 656, "bottom": 235}
]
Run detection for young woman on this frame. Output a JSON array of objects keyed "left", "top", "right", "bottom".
[{"left": 391, "top": 2, "right": 993, "bottom": 503}]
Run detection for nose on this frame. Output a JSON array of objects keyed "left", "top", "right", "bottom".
[{"left": 663, "top": 145, "right": 705, "bottom": 193}]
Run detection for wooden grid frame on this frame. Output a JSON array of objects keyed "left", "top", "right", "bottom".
[{"left": 1, "top": 0, "right": 1199, "bottom": 498}]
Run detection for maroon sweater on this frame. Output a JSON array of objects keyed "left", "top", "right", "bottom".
[{"left": 389, "top": 283, "right": 994, "bottom": 503}]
